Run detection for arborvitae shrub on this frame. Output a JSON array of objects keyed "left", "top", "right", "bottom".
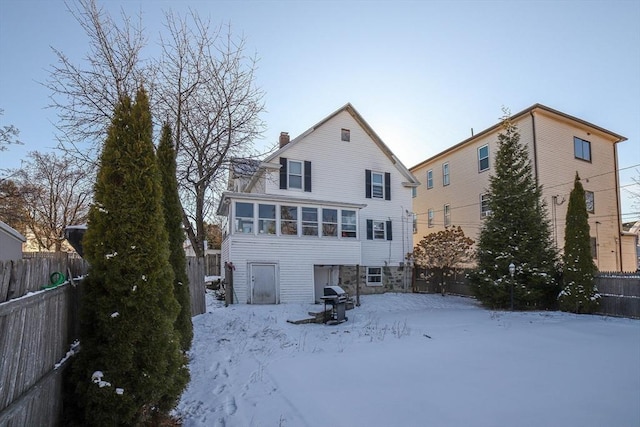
[
  {"left": 558, "top": 173, "right": 599, "bottom": 313},
  {"left": 157, "top": 122, "right": 193, "bottom": 351},
  {"left": 71, "top": 88, "right": 188, "bottom": 426}
]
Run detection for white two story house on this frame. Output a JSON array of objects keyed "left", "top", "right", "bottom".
[{"left": 217, "top": 104, "right": 420, "bottom": 304}]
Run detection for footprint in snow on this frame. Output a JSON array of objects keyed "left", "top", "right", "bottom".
[
  {"left": 214, "top": 383, "right": 225, "bottom": 395},
  {"left": 224, "top": 397, "right": 237, "bottom": 416}
]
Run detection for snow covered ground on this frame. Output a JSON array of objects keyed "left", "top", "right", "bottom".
[{"left": 176, "top": 292, "right": 640, "bottom": 427}]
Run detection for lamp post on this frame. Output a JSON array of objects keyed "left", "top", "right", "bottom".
[{"left": 508, "top": 262, "right": 515, "bottom": 311}]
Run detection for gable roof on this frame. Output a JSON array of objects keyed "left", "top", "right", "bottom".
[
  {"left": 409, "top": 103, "right": 628, "bottom": 171},
  {"left": 265, "top": 103, "right": 420, "bottom": 186}
]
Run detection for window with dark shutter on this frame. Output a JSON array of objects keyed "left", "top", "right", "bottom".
[
  {"left": 365, "top": 170, "right": 372, "bottom": 198},
  {"left": 366, "top": 219, "right": 373, "bottom": 240},
  {"left": 279, "top": 157, "right": 287, "bottom": 189},
  {"left": 384, "top": 172, "right": 391, "bottom": 200},
  {"left": 304, "top": 161, "right": 312, "bottom": 192}
]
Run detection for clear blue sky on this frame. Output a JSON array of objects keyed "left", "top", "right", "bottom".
[{"left": 1, "top": 0, "right": 638, "bottom": 220}]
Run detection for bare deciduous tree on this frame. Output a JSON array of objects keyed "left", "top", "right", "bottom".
[
  {"left": 16, "top": 151, "right": 91, "bottom": 251},
  {"left": 0, "top": 109, "right": 22, "bottom": 152},
  {"left": 46, "top": 0, "right": 146, "bottom": 162},
  {"left": 155, "top": 13, "right": 266, "bottom": 257},
  {"left": 46, "top": 0, "right": 267, "bottom": 258},
  {"left": 413, "top": 226, "right": 474, "bottom": 295}
]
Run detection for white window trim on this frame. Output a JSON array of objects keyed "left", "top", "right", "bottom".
[
  {"left": 478, "top": 144, "right": 490, "bottom": 172},
  {"left": 341, "top": 210, "right": 357, "bottom": 238},
  {"left": 235, "top": 202, "right": 254, "bottom": 234},
  {"left": 480, "top": 194, "right": 491, "bottom": 218},
  {"left": 426, "top": 170, "right": 433, "bottom": 189},
  {"left": 321, "top": 208, "right": 338, "bottom": 237},
  {"left": 288, "top": 160, "right": 303, "bottom": 190},
  {"left": 372, "top": 220, "right": 387, "bottom": 240},
  {"left": 443, "top": 163, "right": 450, "bottom": 186},
  {"left": 367, "top": 267, "right": 383, "bottom": 286},
  {"left": 371, "top": 171, "right": 385, "bottom": 199},
  {"left": 444, "top": 204, "right": 451, "bottom": 227},
  {"left": 428, "top": 209, "right": 434, "bottom": 228}
]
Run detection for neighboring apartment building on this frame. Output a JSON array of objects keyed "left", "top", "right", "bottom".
[
  {"left": 411, "top": 104, "right": 635, "bottom": 272},
  {"left": 217, "top": 104, "right": 420, "bottom": 304}
]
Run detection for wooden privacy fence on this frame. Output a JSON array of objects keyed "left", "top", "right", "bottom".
[
  {"left": 413, "top": 268, "right": 640, "bottom": 319},
  {"left": 0, "top": 282, "right": 79, "bottom": 427},
  {"left": 0, "top": 254, "right": 206, "bottom": 426},
  {"left": 1, "top": 253, "right": 87, "bottom": 303},
  {"left": 595, "top": 273, "right": 640, "bottom": 319}
]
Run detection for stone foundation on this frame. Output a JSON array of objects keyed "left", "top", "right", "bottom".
[{"left": 338, "top": 265, "right": 412, "bottom": 297}]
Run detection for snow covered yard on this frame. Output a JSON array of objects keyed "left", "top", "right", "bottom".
[{"left": 176, "top": 293, "right": 640, "bottom": 427}]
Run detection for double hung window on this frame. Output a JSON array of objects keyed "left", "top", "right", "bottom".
[
  {"left": 322, "top": 208, "right": 338, "bottom": 237},
  {"left": 301, "top": 207, "right": 318, "bottom": 236},
  {"left": 280, "top": 205, "right": 298, "bottom": 235},
  {"left": 258, "top": 204, "right": 276, "bottom": 234},
  {"left": 341, "top": 210, "right": 357, "bottom": 238},
  {"left": 478, "top": 145, "right": 489, "bottom": 172},
  {"left": 235, "top": 202, "right": 254, "bottom": 233}
]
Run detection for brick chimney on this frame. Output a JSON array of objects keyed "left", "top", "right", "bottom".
[{"left": 279, "top": 132, "right": 290, "bottom": 148}]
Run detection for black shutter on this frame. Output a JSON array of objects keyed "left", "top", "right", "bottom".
[
  {"left": 386, "top": 220, "right": 392, "bottom": 240},
  {"left": 279, "top": 157, "right": 287, "bottom": 189},
  {"left": 385, "top": 172, "right": 391, "bottom": 200},
  {"left": 365, "top": 169, "right": 372, "bottom": 198},
  {"left": 366, "top": 219, "right": 373, "bottom": 240},
  {"left": 304, "top": 161, "right": 312, "bottom": 192}
]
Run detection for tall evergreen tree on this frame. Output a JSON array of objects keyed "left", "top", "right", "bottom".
[
  {"left": 71, "top": 88, "right": 188, "bottom": 426},
  {"left": 470, "top": 112, "right": 559, "bottom": 309},
  {"left": 558, "top": 173, "right": 599, "bottom": 313},
  {"left": 157, "top": 122, "right": 193, "bottom": 351}
]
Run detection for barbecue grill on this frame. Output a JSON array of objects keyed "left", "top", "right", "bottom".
[{"left": 320, "top": 285, "right": 348, "bottom": 324}]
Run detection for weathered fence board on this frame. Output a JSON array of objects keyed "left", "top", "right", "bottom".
[
  {"left": 0, "top": 283, "right": 78, "bottom": 426},
  {"left": 1, "top": 253, "right": 205, "bottom": 426},
  {"left": 413, "top": 269, "right": 640, "bottom": 319},
  {"left": 0, "top": 253, "right": 87, "bottom": 303}
]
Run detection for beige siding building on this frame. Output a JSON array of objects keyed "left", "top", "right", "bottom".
[{"left": 411, "top": 104, "right": 636, "bottom": 272}]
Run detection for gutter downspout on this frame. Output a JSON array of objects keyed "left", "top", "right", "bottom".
[
  {"left": 530, "top": 111, "right": 540, "bottom": 186},
  {"left": 613, "top": 140, "right": 623, "bottom": 271}
]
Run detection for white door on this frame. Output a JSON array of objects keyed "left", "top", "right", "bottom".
[{"left": 250, "top": 263, "right": 277, "bottom": 304}]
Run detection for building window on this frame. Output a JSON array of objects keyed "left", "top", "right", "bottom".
[
  {"left": 322, "top": 208, "right": 338, "bottom": 237},
  {"left": 585, "top": 190, "right": 595, "bottom": 214},
  {"left": 373, "top": 220, "right": 386, "bottom": 240},
  {"left": 235, "top": 202, "right": 254, "bottom": 233},
  {"left": 478, "top": 144, "right": 489, "bottom": 172},
  {"left": 288, "top": 160, "right": 303, "bottom": 189},
  {"left": 444, "top": 204, "right": 451, "bottom": 227},
  {"left": 367, "top": 267, "right": 383, "bottom": 286},
  {"left": 280, "top": 205, "right": 298, "bottom": 235},
  {"left": 301, "top": 207, "right": 318, "bottom": 236},
  {"left": 371, "top": 172, "right": 384, "bottom": 198},
  {"left": 258, "top": 204, "right": 276, "bottom": 234},
  {"left": 411, "top": 187, "right": 417, "bottom": 198},
  {"left": 443, "top": 163, "right": 450, "bottom": 186},
  {"left": 590, "top": 237, "right": 597, "bottom": 259},
  {"left": 428, "top": 209, "right": 434, "bottom": 228},
  {"left": 341, "top": 128, "right": 350, "bottom": 141},
  {"left": 574, "top": 137, "right": 591, "bottom": 162},
  {"left": 480, "top": 194, "right": 491, "bottom": 217},
  {"left": 413, "top": 213, "right": 418, "bottom": 234},
  {"left": 427, "top": 170, "right": 433, "bottom": 189},
  {"left": 366, "top": 170, "right": 391, "bottom": 200},
  {"left": 341, "top": 210, "right": 357, "bottom": 238}
]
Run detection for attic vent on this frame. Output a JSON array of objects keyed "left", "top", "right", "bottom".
[
  {"left": 341, "top": 128, "right": 350, "bottom": 142},
  {"left": 279, "top": 132, "right": 290, "bottom": 148}
]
